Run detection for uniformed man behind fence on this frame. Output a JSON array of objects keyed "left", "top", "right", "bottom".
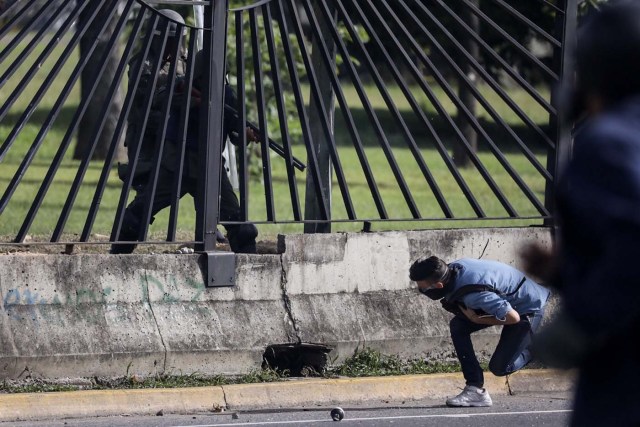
[{"left": 111, "top": 9, "right": 258, "bottom": 254}]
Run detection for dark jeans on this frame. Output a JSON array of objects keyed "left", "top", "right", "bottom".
[
  {"left": 111, "top": 166, "right": 257, "bottom": 254},
  {"left": 450, "top": 308, "right": 545, "bottom": 388}
]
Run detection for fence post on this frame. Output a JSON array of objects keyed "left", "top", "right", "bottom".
[
  {"left": 195, "top": 0, "right": 227, "bottom": 252},
  {"left": 304, "top": 1, "right": 336, "bottom": 234},
  {"left": 545, "top": 0, "right": 577, "bottom": 225},
  {"left": 196, "top": 0, "right": 236, "bottom": 287}
]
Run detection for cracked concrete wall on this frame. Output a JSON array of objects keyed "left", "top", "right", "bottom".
[
  {"left": 0, "top": 254, "right": 293, "bottom": 378},
  {"left": 0, "top": 227, "right": 552, "bottom": 379},
  {"left": 280, "top": 227, "right": 554, "bottom": 363}
]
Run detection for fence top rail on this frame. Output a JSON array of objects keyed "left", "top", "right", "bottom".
[
  {"left": 140, "top": 0, "right": 274, "bottom": 13},
  {"left": 142, "top": 0, "right": 211, "bottom": 5}
]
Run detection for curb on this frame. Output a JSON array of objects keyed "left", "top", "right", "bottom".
[{"left": 0, "top": 370, "right": 574, "bottom": 423}]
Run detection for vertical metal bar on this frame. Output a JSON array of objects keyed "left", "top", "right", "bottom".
[
  {"left": 288, "top": 0, "right": 356, "bottom": 220},
  {"left": 276, "top": 1, "right": 388, "bottom": 220},
  {"left": 195, "top": 0, "right": 228, "bottom": 252},
  {"left": 137, "top": 27, "right": 184, "bottom": 242},
  {"left": 458, "top": 0, "right": 559, "bottom": 81},
  {"left": 263, "top": 3, "right": 301, "bottom": 221},
  {"left": 13, "top": 0, "right": 121, "bottom": 242},
  {"left": 545, "top": 0, "right": 577, "bottom": 224},
  {"left": 0, "top": 0, "right": 98, "bottom": 215},
  {"left": 0, "top": 0, "right": 40, "bottom": 41},
  {"left": 392, "top": 0, "right": 553, "bottom": 182},
  {"left": 274, "top": 0, "right": 328, "bottom": 221},
  {"left": 410, "top": 0, "right": 555, "bottom": 150},
  {"left": 369, "top": 0, "right": 513, "bottom": 217},
  {"left": 249, "top": 8, "right": 275, "bottom": 221},
  {"left": 0, "top": 0, "right": 83, "bottom": 120},
  {"left": 0, "top": 0, "right": 89, "bottom": 160},
  {"left": 315, "top": 0, "right": 422, "bottom": 219},
  {"left": 537, "top": 0, "right": 565, "bottom": 14},
  {"left": 393, "top": 0, "right": 548, "bottom": 216},
  {"left": 402, "top": 3, "right": 553, "bottom": 182},
  {"left": 487, "top": 0, "right": 561, "bottom": 47},
  {"left": 167, "top": 28, "right": 198, "bottom": 241},
  {"left": 430, "top": 0, "right": 555, "bottom": 115},
  {"left": 392, "top": 0, "right": 538, "bottom": 217},
  {"left": 0, "top": 0, "right": 63, "bottom": 71},
  {"left": 341, "top": 0, "right": 480, "bottom": 218},
  {"left": 52, "top": 0, "right": 135, "bottom": 242},
  {"left": 345, "top": 0, "right": 456, "bottom": 218},
  {"left": 235, "top": 10, "right": 249, "bottom": 221},
  {"left": 111, "top": 15, "right": 165, "bottom": 242},
  {"left": 305, "top": 3, "right": 388, "bottom": 221},
  {"left": 81, "top": 8, "right": 148, "bottom": 242}
]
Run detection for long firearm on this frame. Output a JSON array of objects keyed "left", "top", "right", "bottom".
[{"left": 224, "top": 104, "right": 306, "bottom": 172}]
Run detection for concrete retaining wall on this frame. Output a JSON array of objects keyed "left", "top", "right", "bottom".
[{"left": 0, "top": 227, "right": 553, "bottom": 379}]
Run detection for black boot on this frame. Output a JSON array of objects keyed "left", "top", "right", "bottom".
[
  {"left": 110, "top": 210, "right": 141, "bottom": 254},
  {"left": 227, "top": 224, "right": 258, "bottom": 254}
]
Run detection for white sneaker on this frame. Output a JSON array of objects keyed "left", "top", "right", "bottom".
[{"left": 446, "top": 385, "right": 493, "bottom": 407}]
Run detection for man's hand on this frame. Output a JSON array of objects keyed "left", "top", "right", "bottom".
[
  {"left": 520, "top": 242, "right": 557, "bottom": 285},
  {"left": 459, "top": 305, "right": 483, "bottom": 323},
  {"left": 459, "top": 305, "right": 520, "bottom": 325},
  {"left": 246, "top": 127, "right": 259, "bottom": 142}
]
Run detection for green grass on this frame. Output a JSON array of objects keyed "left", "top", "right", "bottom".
[
  {"left": 0, "top": 31, "right": 552, "bottom": 243},
  {"left": 0, "top": 348, "right": 472, "bottom": 393},
  {"left": 0, "top": 346, "right": 541, "bottom": 394},
  {"left": 328, "top": 347, "right": 463, "bottom": 377}
]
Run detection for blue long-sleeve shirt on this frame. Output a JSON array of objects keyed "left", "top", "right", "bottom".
[{"left": 444, "top": 258, "right": 550, "bottom": 321}]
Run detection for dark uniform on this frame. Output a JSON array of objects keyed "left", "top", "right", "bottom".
[{"left": 112, "top": 13, "right": 257, "bottom": 254}]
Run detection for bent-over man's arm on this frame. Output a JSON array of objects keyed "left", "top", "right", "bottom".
[{"left": 459, "top": 306, "right": 520, "bottom": 325}]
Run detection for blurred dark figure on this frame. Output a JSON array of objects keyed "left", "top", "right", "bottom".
[
  {"left": 111, "top": 10, "right": 258, "bottom": 255},
  {"left": 522, "top": 2, "right": 640, "bottom": 425}
]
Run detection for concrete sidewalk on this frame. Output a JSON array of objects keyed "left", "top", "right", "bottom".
[{"left": 0, "top": 369, "right": 574, "bottom": 423}]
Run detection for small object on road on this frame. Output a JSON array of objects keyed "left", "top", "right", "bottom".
[
  {"left": 331, "top": 407, "right": 345, "bottom": 421},
  {"left": 156, "top": 409, "right": 163, "bottom": 416}
]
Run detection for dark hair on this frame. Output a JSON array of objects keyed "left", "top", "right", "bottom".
[
  {"left": 576, "top": 1, "right": 640, "bottom": 104},
  {"left": 409, "top": 256, "right": 447, "bottom": 282}
]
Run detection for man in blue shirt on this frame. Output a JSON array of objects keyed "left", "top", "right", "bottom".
[{"left": 409, "top": 256, "right": 549, "bottom": 407}]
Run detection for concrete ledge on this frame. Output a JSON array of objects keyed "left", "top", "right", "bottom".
[{"left": 0, "top": 370, "right": 575, "bottom": 422}]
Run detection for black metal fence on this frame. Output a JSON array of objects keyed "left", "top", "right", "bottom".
[{"left": 0, "top": 0, "right": 577, "bottom": 251}]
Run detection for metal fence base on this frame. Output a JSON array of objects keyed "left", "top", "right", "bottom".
[{"left": 202, "top": 251, "right": 236, "bottom": 288}]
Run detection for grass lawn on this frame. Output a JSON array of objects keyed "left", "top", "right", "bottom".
[{"left": 0, "top": 31, "right": 553, "bottom": 245}]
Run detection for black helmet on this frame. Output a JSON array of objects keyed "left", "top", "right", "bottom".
[{"left": 155, "top": 9, "right": 186, "bottom": 39}]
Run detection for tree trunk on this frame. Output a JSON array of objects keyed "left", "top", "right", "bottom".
[
  {"left": 303, "top": 2, "right": 336, "bottom": 234},
  {"left": 454, "top": 0, "right": 480, "bottom": 168},
  {"left": 74, "top": 0, "right": 125, "bottom": 162}
]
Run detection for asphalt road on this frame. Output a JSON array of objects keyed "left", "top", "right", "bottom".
[{"left": 0, "top": 391, "right": 572, "bottom": 427}]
